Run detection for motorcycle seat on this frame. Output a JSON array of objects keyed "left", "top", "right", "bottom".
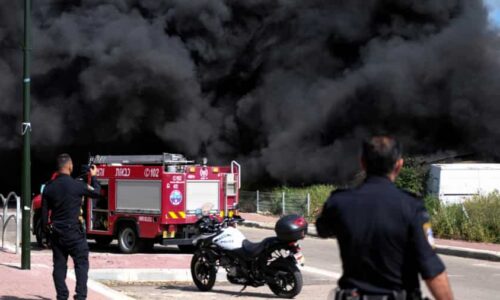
[{"left": 242, "top": 237, "right": 280, "bottom": 257}]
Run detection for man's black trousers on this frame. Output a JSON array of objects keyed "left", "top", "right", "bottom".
[{"left": 50, "top": 225, "right": 89, "bottom": 300}]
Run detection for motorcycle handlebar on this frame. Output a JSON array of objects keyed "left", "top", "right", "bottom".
[{"left": 195, "top": 215, "right": 245, "bottom": 233}]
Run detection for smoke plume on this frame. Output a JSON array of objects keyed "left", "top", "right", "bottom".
[{"left": 1, "top": 0, "right": 500, "bottom": 191}]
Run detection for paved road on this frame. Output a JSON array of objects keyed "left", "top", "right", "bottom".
[
  {"left": 2, "top": 221, "right": 500, "bottom": 299},
  {"left": 110, "top": 227, "right": 500, "bottom": 300},
  {"left": 3, "top": 219, "right": 498, "bottom": 299}
]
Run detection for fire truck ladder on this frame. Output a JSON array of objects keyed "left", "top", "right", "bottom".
[{"left": 90, "top": 153, "right": 195, "bottom": 166}]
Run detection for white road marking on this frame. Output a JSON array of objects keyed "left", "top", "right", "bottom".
[
  {"left": 301, "top": 265, "right": 341, "bottom": 279},
  {"left": 472, "top": 263, "right": 500, "bottom": 270},
  {"left": 68, "top": 271, "right": 135, "bottom": 300}
]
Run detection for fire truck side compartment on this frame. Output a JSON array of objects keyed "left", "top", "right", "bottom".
[
  {"left": 225, "top": 173, "right": 237, "bottom": 196},
  {"left": 116, "top": 180, "right": 162, "bottom": 214},
  {"left": 185, "top": 180, "right": 220, "bottom": 212}
]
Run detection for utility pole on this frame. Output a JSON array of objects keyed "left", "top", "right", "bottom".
[{"left": 21, "top": 0, "right": 32, "bottom": 270}]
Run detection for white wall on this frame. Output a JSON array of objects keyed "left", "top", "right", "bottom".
[{"left": 428, "top": 164, "right": 500, "bottom": 204}]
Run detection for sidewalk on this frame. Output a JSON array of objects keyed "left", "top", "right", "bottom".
[
  {"left": 0, "top": 247, "right": 194, "bottom": 299},
  {"left": 240, "top": 213, "right": 500, "bottom": 262},
  {"left": 0, "top": 251, "right": 112, "bottom": 299}
]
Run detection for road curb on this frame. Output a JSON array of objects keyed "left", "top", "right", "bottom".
[
  {"left": 435, "top": 246, "right": 500, "bottom": 262},
  {"left": 241, "top": 221, "right": 500, "bottom": 262},
  {"left": 88, "top": 268, "right": 228, "bottom": 283},
  {"left": 69, "top": 270, "right": 135, "bottom": 300}
]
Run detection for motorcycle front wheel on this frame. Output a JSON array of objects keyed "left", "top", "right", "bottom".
[
  {"left": 267, "top": 259, "right": 303, "bottom": 298},
  {"left": 191, "top": 251, "right": 217, "bottom": 291}
]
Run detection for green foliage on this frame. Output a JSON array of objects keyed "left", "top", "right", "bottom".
[
  {"left": 425, "top": 193, "right": 500, "bottom": 243},
  {"left": 267, "top": 185, "right": 499, "bottom": 244},
  {"left": 423, "top": 195, "right": 441, "bottom": 216},
  {"left": 254, "top": 156, "right": 500, "bottom": 244},
  {"left": 395, "top": 160, "right": 426, "bottom": 196},
  {"left": 269, "top": 185, "right": 335, "bottom": 220}
]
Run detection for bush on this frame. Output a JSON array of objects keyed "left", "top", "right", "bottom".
[
  {"left": 426, "top": 192, "right": 500, "bottom": 243},
  {"left": 260, "top": 176, "right": 499, "bottom": 244},
  {"left": 395, "top": 160, "right": 427, "bottom": 196}
]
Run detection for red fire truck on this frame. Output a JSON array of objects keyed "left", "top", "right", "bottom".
[{"left": 33, "top": 153, "right": 241, "bottom": 253}]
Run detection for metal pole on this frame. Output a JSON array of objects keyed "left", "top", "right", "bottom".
[
  {"left": 282, "top": 192, "right": 285, "bottom": 215},
  {"left": 306, "top": 193, "right": 311, "bottom": 217},
  {"left": 2, "top": 197, "right": 6, "bottom": 248},
  {"left": 16, "top": 196, "right": 21, "bottom": 254},
  {"left": 21, "top": 0, "right": 32, "bottom": 270},
  {"left": 256, "top": 190, "right": 260, "bottom": 213}
]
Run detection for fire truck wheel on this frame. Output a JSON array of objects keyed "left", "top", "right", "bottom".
[
  {"left": 118, "top": 226, "right": 142, "bottom": 254},
  {"left": 94, "top": 236, "right": 113, "bottom": 247}
]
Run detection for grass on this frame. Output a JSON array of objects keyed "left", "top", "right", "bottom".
[{"left": 426, "top": 193, "right": 500, "bottom": 243}]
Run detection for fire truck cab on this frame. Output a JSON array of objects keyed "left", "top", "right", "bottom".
[{"left": 86, "top": 153, "right": 240, "bottom": 253}]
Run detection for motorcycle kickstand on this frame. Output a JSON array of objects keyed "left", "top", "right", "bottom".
[{"left": 239, "top": 285, "right": 247, "bottom": 293}]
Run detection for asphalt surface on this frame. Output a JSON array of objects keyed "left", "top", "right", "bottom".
[
  {"left": 110, "top": 227, "right": 500, "bottom": 300},
  {"left": 2, "top": 216, "right": 499, "bottom": 299}
]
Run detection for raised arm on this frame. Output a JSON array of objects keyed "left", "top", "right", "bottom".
[{"left": 80, "top": 165, "right": 101, "bottom": 198}]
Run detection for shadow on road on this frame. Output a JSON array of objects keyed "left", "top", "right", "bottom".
[
  {"left": 30, "top": 241, "right": 194, "bottom": 255},
  {"left": 88, "top": 243, "right": 191, "bottom": 254},
  {"left": 155, "top": 285, "right": 279, "bottom": 299}
]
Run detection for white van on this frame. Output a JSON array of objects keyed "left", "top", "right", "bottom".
[{"left": 427, "top": 164, "right": 500, "bottom": 204}]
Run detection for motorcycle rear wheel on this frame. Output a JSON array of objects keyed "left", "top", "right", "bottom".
[
  {"left": 267, "top": 259, "right": 303, "bottom": 298},
  {"left": 191, "top": 251, "right": 217, "bottom": 291}
]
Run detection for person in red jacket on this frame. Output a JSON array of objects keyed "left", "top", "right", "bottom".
[{"left": 32, "top": 172, "right": 59, "bottom": 247}]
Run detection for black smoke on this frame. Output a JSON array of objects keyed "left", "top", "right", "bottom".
[{"left": 1, "top": 0, "right": 500, "bottom": 192}]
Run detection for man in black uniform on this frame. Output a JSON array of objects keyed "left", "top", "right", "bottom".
[
  {"left": 42, "top": 154, "right": 100, "bottom": 300},
  {"left": 316, "top": 136, "right": 453, "bottom": 300}
]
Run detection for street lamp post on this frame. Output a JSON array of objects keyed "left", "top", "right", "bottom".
[{"left": 21, "top": 0, "right": 32, "bottom": 270}]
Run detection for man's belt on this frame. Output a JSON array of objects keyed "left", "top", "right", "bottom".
[
  {"left": 51, "top": 222, "right": 81, "bottom": 230},
  {"left": 334, "top": 288, "right": 408, "bottom": 300}
]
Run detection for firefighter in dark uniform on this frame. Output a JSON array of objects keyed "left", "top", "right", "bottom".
[
  {"left": 316, "top": 137, "right": 453, "bottom": 300},
  {"left": 42, "top": 154, "right": 101, "bottom": 300}
]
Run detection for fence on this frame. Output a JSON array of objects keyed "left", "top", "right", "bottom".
[
  {"left": 0, "top": 192, "right": 21, "bottom": 253},
  {"left": 239, "top": 190, "right": 311, "bottom": 216}
]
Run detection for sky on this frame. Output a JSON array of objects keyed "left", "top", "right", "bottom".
[{"left": 486, "top": 0, "right": 500, "bottom": 26}]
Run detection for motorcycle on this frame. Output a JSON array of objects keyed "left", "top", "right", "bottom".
[{"left": 190, "top": 213, "right": 308, "bottom": 298}]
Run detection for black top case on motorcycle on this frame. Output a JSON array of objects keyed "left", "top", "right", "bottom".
[{"left": 275, "top": 214, "right": 308, "bottom": 242}]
